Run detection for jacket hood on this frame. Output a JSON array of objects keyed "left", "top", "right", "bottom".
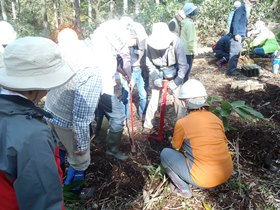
[{"left": 0, "top": 95, "right": 52, "bottom": 118}]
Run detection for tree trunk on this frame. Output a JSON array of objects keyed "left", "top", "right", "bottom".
[
  {"left": 155, "top": 0, "right": 160, "bottom": 5},
  {"left": 0, "top": 0, "right": 7, "bottom": 20},
  {"left": 135, "top": 0, "right": 140, "bottom": 14},
  {"left": 41, "top": 0, "right": 50, "bottom": 37},
  {"left": 123, "top": 0, "right": 128, "bottom": 14},
  {"left": 88, "top": 0, "right": 92, "bottom": 23},
  {"left": 53, "top": 0, "right": 61, "bottom": 29},
  {"left": 11, "top": 0, "right": 16, "bottom": 19},
  {"left": 72, "top": 0, "right": 82, "bottom": 36}
]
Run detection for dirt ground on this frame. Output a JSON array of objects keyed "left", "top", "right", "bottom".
[{"left": 66, "top": 49, "right": 280, "bottom": 210}]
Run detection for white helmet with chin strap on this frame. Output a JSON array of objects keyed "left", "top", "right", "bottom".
[{"left": 179, "top": 79, "right": 208, "bottom": 109}]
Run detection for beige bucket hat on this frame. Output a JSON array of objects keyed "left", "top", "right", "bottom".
[
  {"left": 147, "top": 22, "right": 176, "bottom": 50},
  {"left": 0, "top": 36, "right": 75, "bottom": 91}
]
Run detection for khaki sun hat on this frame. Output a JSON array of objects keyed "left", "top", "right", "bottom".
[
  {"left": 147, "top": 22, "right": 176, "bottom": 50},
  {"left": 0, "top": 36, "right": 75, "bottom": 91}
]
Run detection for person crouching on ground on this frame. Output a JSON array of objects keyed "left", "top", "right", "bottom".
[
  {"left": 248, "top": 20, "right": 279, "bottom": 57},
  {"left": 212, "top": 33, "right": 231, "bottom": 67},
  {"left": 0, "top": 37, "right": 75, "bottom": 210},
  {"left": 160, "top": 79, "right": 233, "bottom": 198}
]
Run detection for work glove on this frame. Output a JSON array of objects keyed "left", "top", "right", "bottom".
[
  {"left": 154, "top": 78, "right": 163, "bottom": 88},
  {"left": 234, "top": 34, "right": 241, "bottom": 42},
  {"left": 168, "top": 80, "right": 177, "bottom": 91},
  {"left": 168, "top": 77, "right": 183, "bottom": 94}
]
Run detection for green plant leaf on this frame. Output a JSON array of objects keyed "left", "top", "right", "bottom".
[
  {"left": 220, "top": 101, "right": 232, "bottom": 117},
  {"left": 233, "top": 107, "right": 253, "bottom": 122},
  {"left": 238, "top": 106, "right": 264, "bottom": 120},
  {"left": 230, "top": 100, "right": 246, "bottom": 108},
  {"left": 63, "top": 191, "right": 81, "bottom": 201}
]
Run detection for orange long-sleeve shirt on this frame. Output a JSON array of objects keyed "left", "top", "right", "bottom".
[{"left": 172, "top": 110, "right": 233, "bottom": 188}]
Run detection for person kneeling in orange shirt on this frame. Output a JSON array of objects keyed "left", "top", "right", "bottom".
[{"left": 160, "top": 79, "right": 233, "bottom": 198}]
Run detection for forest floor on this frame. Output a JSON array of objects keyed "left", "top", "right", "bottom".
[{"left": 66, "top": 48, "right": 280, "bottom": 210}]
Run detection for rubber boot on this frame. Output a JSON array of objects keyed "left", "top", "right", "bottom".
[
  {"left": 64, "top": 166, "right": 85, "bottom": 193},
  {"left": 105, "top": 130, "right": 128, "bottom": 161},
  {"left": 94, "top": 116, "right": 109, "bottom": 145}
]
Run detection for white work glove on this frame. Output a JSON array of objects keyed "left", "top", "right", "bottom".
[
  {"left": 168, "top": 80, "right": 178, "bottom": 91},
  {"left": 154, "top": 78, "right": 163, "bottom": 88},
  {"left": 234, "top": 34, "right": 241, "bottom": 41}
]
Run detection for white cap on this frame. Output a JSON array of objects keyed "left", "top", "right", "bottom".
[{"left": 234, "top": 1, "right": 241, "bottom": 8}]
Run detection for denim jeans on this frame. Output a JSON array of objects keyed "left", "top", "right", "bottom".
[
  {"left": 160, "top": 148, "right": 198, "bottom": 191},
  {"left": 122, "top": 67, "right": 147, "bottom": 119},
  {"left": 214, "top": 49, "right": 229, "bottom": 60},
  {"left": 253, "top": 47, "right": 265, "bottom": 56},
  {"left": 96, "top": 93, "right": 125, "bottom": 133},
  {"left": 228, "top": 37, "right": 242, "bottom": 74}
]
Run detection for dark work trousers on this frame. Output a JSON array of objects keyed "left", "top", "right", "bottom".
[
  {"left": 214, "top": 49, "right": 229, "bottom": 60},
  {"left": 227, "top": 37, "right": 242, "bottom": 75},
  {"left": 184, "top": 55, "right": 194, "bottom": 82}
]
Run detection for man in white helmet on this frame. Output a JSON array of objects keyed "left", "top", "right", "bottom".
[{"left": 160, "top": 79, "right": 233, "bottom": 198}]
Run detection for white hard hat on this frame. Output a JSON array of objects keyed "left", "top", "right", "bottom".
[
  {"left": 234, "top": 1, "right": 241, "bottom": 8},
  {"left": 179, "top": 79, "right": 208, "bottom": 109},
  {"left": 0, "top": 21, "right": 17, "bottom": 45},
  {"left": 183, "top": 3, "right": 198, "bottom": 16},
  {"left": 179, "top": 79, "right": 207, "bottom": 99}
]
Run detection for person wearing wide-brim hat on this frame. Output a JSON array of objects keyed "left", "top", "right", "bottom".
[
  {"left": 142, "top": 22, "right": 189, "bottom": 135},
  {"left": 0, "top": 36, "right": 75, "bottom": 210}
]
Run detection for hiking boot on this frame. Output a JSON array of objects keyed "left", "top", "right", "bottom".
[
  {"left": 142, "top": 127, "right": 153, "bottom": 135},
  {"left": 216, "top": 57, "right": 227, "bottom": 67},
  {"left": 169, "top": 183, "right": 192, "bottom": 199},
  {"left": 226, "top": 70, "right": 240, "bottom": 76},
  {"left": 106, "top": 150, "right": 128, "bottom": 161}
]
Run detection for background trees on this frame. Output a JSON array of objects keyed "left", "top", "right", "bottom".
[{"left": 0, "top": 0, "right": 279, "bottom": 43}]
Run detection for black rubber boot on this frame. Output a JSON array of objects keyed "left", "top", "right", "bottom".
[{"left": 106, "top": 130, "right": 128, "bottom": 161}]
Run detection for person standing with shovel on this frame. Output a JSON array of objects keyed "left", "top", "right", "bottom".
[{"left": 142, "top": 22, "right": 188, "bottom": 136}]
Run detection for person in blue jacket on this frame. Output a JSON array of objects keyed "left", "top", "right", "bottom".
[
  {"left": 213, "top": 33, "right": 231, "bottom": 66},
  {"left": 227, "top": 0, "right": 256, "bottom": 76}
]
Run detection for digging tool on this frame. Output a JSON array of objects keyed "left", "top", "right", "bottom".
[
  {"left": 149, "top": 79, "right": 169, "bottom": 141},
  {"left": 128, "top": 87, "right": 136, "bottom": 153}
]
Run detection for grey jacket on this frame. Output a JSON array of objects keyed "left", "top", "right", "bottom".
[
  {"left": 0, "top": 95, "right": 63, "bottom": 210},
  {"left": 146, "top": 37, "right": 188, "bottom": 86}
]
